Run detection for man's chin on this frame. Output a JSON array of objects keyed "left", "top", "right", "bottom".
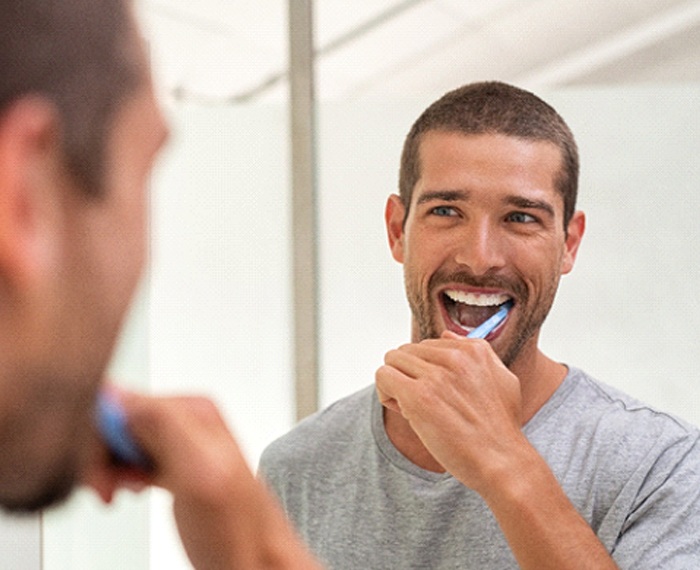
[{"left": 0, "top": 469, "right": 77, "bottom": 514}]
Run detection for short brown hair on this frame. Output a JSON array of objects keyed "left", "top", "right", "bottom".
[
  {"left": 0, "top": 0, "right": 143, "bottom": 195},
  {"left": 399, "top": 81, "right": 579, "bottom": 227}
]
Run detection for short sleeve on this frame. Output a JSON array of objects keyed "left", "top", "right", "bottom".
[{"left": 611, "top": 434, "right": 700, "bottom": 569}]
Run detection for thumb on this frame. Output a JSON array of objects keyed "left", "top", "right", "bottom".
[{"left": 441, "top": 330, "right": 464, "bottom": 340}]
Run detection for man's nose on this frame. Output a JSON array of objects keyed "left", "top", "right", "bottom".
[{"left": 453, "top": 220, "right": 507, "bottom": 276}]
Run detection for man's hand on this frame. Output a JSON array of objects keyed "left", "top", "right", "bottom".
[
  {"left": 84, "top": 390, "right": 322, "bottom": 570},
  {"left": 376, "top": 330, "right": 527, "bottom": 493}
]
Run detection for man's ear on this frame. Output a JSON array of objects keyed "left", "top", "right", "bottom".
[
  {"left": 0, "top": 97, "right": 63, "bottom": 292},
  {"left": 385, "top": 194, "right": 406, "bottom": 264},
  {"left": 561, "top": 210, "right": 585, "bottom": 275}
]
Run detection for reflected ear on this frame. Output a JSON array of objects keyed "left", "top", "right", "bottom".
[
  {"left": 561, "top": 210, "right": 585, "bottom": 275},
  {"left": 385, "top": 194, "right": 406, "bottom": 263},
  {"left": 0, "top": 97, "right": 62, "bottom": 292}
]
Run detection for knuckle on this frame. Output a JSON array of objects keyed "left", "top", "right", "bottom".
[
  {"left": 188, "top": 396, "right": 219, "bottom": 417},
  {"left": 442, "top": 349, "right": 463, "bottom": 370},
  {"left": 468, "top": 338, "right": 493, "bottom": 361},
  {"left": 383, "top": 348, "right": 400, "bottom": 364},
  {"left": 375, "top": 364, "right": 390, "bottom": 384}
]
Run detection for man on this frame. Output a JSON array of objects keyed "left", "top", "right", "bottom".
[
  {"left": 260, "top": 82, "right": 700, "bottom": 568},
  {"left": 0, "top": 1, "right": 320, "bottom": 568}
]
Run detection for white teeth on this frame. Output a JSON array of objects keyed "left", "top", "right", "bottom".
[{"left": 444, "top": 290, "right": 509, "bottom": 306}]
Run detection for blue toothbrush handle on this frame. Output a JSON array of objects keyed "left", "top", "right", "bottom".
[
  {"left": 96, "top": 392, "right": 152, "bottom": 471},
  {"left": 467, "top": 300, "right": 513, "bottom": 339}
]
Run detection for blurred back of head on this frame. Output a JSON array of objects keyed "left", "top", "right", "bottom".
[
  {"left": 0, "top": 0, "right": 148, "bottom": 514},
  {"left": 0, "top": 0, "right": 143, "bottom": 196}
]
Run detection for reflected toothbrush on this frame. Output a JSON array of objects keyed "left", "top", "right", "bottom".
[
  {"left": 466, "top": 300, "right": 514, "bottom": 339},
  {"left": 95, "top": 391, "right": 152, "bottom": 471}
]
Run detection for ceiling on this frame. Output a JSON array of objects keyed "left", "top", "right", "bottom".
[{"left": 137, "top": 0, "right": 700, "bottom": 104}]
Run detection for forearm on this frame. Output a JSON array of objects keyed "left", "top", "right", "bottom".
[
  {"left": 477, "top": 448, "right": 618, "bottom": 570},
  {"left": 175, "top": 470, "right": 322, "bottom": 570},
  {"left": 232, "top": 476, "right": 323, "bottom": 569}
]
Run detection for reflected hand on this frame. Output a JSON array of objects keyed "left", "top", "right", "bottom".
[{"left": 376, "top": 331, "right": 526, "bottom": 494}]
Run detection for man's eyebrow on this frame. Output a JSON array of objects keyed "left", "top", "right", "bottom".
[
  {"left": 505, "top": 195, "right": 556, "bottom": 217},
  {"left": 415, "top": 189, "right": 470, "bottom": 206},
  {"left": 415, "top": 190, "right": 557, "bottom": 218}
]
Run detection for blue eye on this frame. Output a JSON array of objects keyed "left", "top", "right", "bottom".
[
  {"left": 507, "top": 212, "right": 536, "bottom": 223},
  {"left": 432, "top": 206, "right": 456, "bottom": 217}
]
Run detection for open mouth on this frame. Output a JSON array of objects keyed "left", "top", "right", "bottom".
[{"left": 441, "top": 289, "right": 513, "bottom": 335}]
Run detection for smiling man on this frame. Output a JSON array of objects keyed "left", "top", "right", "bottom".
[{"left": 260, "top": 82, "right": 700, "bottom": 569}]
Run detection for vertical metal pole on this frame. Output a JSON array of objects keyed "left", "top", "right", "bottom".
[{"left": 288, "top": 0, "right": 318, "bottom": 421}]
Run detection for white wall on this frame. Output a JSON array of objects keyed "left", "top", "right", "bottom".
[
  {"left": 541, "top": 86, "right": 700, "bottom": 426},
  {"left": 147, "top": 102, "right": 293, "bottom": 568},
  {"left": 0, "top": 512, "right": 41, "bottom": 570}
]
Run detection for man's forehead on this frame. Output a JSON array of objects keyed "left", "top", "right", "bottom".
[
  {"left": 412, "top": 132, "right": 566, "bottom": 215},
  {"left": 417, "top": 131, "right": 562, "bottom": 179},
  {"left": 417, "top": 129, "right": 563, "bottom": 159}
]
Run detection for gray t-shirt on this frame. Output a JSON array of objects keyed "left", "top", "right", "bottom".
[{"left": 259, "top": 367, "right": 700, "bottom": 569}]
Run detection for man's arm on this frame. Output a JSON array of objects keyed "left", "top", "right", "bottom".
[
  {"left": 376, "top": 335, "right": 618, "bottom": 570},
  {"left": 86, "top": 392, "right": 322, "bottom": 570}
]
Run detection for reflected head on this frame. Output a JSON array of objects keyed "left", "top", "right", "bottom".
[
  {"left": 0, "top": 0, "right": 144, "bottom": 196},
  {"left": 0, "top": 0, "right": 147, "bottom": 514}
]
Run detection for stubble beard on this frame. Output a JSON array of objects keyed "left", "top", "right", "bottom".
[
  {"left": 0, "top": 369, "right": 97, "bottom": 513},
  {"left": 0, "top": 446, "right": 79, "bottom": 513},
  {"left": 404, "top": 268, "right": 560, "bottom": 369}
]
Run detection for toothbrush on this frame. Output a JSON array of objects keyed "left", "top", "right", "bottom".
[
  {"left": 96, "top": 392, "right": 152, "bottom": 471},
  {"left": 466, "top": 300, "right": 513, "bottom": 339}
]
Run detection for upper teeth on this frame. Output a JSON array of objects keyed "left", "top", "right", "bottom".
[{"left": 445, "top": 290, "right": 510, "bottom": 306}]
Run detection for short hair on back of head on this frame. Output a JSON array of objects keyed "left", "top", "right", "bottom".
[
  {"left": 0, "top": 0, "right": 143, "bottom": 196},
  {"left": 399, "top": 81, "right": 579, "bottom": 228}
]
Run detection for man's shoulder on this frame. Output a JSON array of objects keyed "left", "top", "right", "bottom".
[
  {"left": 567, "top": 366, "right": 697, "bottom": 434},
  {"left": 259, "top": 385, "right": 375, "bottom": 472},
  {"left": 552, "top": 366, "right": 700, "bottom": 462}
]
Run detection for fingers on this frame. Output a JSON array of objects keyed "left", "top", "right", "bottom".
[
  {"left": 441, "top": 330, "right": 464, "bottom": 340},
  {"left": 87, "top": 386, "right": 255, "bottom": 508},
  {"left": 86, "top": 388, "right": 324, "bottom": 569},
  {"left": 377, "top": 343, "right": 446, "bottom": 414},
  {"left": 376, "top": 356, "right": 445, "bottom": 423},
  {"left": 377, "top": 342, "right": 449, "bottom": 417},
  {"left": 376, "top": 364, "right": 407, "bottom": 413},
  {"left": 117, "top": 393, "right": 253, "bottom": 506},
  {"left": 382, "top": 337, "right": 496, "bottom": 383},
  {"left": 82, "top": 457, "right": 149, "bottom": 504},
  {"left": 376, "top": 336, "right": 506, "bottom": 421}
]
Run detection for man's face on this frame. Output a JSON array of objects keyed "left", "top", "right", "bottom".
[
  {"left": 0, "top": 73, "right": 168, "bottom": 512},
  {"left": 386, "top": 131, "right": 583, "bottom": 368}
]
